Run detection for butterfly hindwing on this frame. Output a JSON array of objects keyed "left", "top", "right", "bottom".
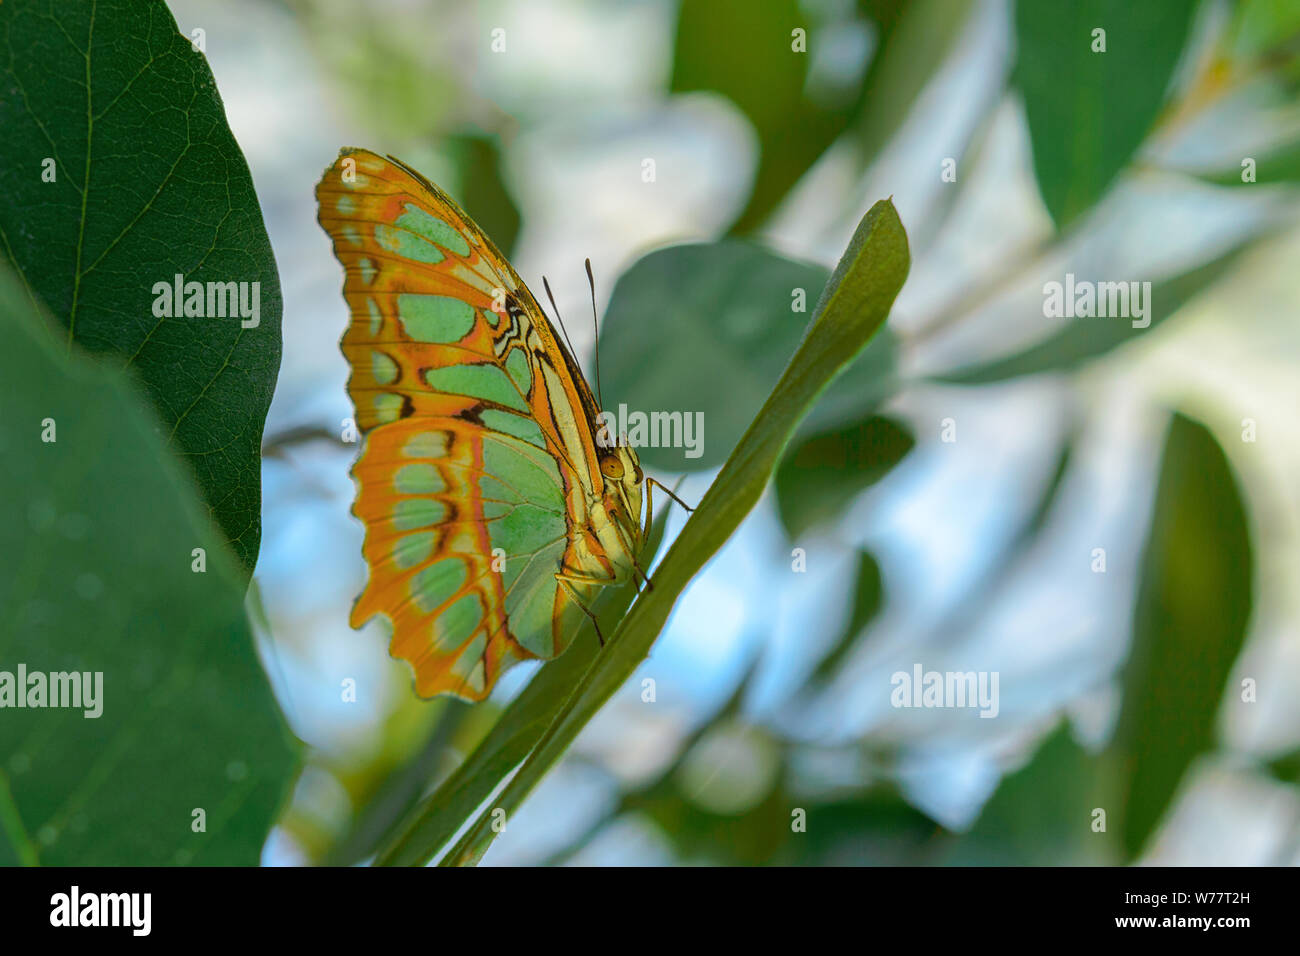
[
  {"left": 350, "top": 415, "right": 592, "bottom": 699},
  {"left": 316, "top": 148, "right": 608, "bottom": 700}
]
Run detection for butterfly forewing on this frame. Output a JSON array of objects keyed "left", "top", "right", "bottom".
[{"left": 315, "top": 147, "right": 632, "bottom": 700}]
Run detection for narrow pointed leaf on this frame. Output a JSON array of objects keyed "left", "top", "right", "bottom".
[
  {"left": 934, "top": 237, "right": 1259, "bottom": 385},
  {"left": 1110, "top": 413, "right": 1253, "bottom": 859},
  {"left": 443, "top": 199, "right": 910, "bottom": 866}
]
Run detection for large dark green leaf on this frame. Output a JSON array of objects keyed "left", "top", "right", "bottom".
[
  {"left": 0, "top": 0, "right": 283, "bottom": 575},
  {"left": 0, "top": 266, "right": 297, "bottom": 865},
  {"left": 1109, "top": 413, "right": 1254, "bottom": 859},
  {"left": 600, "top": 241, "right": 897, "bottom": 472},
  {"left": 1013, "top": 0, "right": 1198, "bottom": 227},
  {"left": 775, "top": 416, "right": 914, "bottom": 539},
  {"left": 934, "top": 237, "right": 1259, "bottom": 384}
]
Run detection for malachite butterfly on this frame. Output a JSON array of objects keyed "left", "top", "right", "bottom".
[{"left": 316, "top": 147, "right": 656, "bottom": 701}]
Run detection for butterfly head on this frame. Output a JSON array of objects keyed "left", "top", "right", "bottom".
[{"left": 597, "top": 443, "right": 644, "bottom": 550}]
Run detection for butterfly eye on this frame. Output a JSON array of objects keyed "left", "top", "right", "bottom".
[{"left": 600, "top": 456, "right": 624, "bottom": 480}]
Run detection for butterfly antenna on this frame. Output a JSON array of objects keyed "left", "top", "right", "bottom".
[
  {"left": 542, "top": 275, "right": 582, "bottom": 371},
  {"left": 585, "top": 257, "right": 603, "bottom": 410}
]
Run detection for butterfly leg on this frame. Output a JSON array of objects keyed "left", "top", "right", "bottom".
[
  {"left": 647, "top": 476, "right": 695, "bottom": 514},
  {"left": 556, "top": 569, "right": 609, "bottom": 647},
  {"left": 629, "top": 481, "right": 654, "bottom": 593},
  {"left": 629, "top": 477, "right": 692, "bottom": 593},
  {"left": 641, "top": 474, "right": 655, "bottom": 542},
  {"left": 630, "top": 557, "right": 653, "bottom": 592}
]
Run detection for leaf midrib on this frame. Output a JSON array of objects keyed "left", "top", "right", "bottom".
[{"left": 67, "top": 0, "right": 96, "bottom": 352}]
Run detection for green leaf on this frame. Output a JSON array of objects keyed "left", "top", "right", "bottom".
[
  {"left": 670, "top": 0, "right": 974, "bottom": 234},
  {"left": 934, "top": 237, "right": 1259, "bottom": 384},
  {"left": 853, "top": 0, "right": 976, "bottom": 170},
  {"left": 671, "top": 0, "right": 852, "bottom": 234},
  {"left": 600, "top": 241, "right": 898, "bottom": 472},
  {"left": 809, "top": 549, "right": 885, "bottom": 685},
  {"left": 790, "top": 787, "right": 947, "bottom": 866},
  {"left": 1013, "top": 0, "right": 1198, "bottom": 228},
  {"left": 0, "top": 265, "right": 297, "bottom": 865},
  {"left": 1264, "top": 747, "right": 1300, "bottom": 784},
  {"left": 319, "top": 698, "right": 465, "bottom": 866},
  {"left": 626, "top": 718, "right": 790, "bottom": 866},
  {"left": 370, "top": 637, "right": 601, "bottom": 868},
  {"left": 442, "top": 199, "right": 910, "bottom": 866},
  {"left": 945, "top": 722, "right": 1116, "bottom": 865},
  {"left": 775, "top": 416, "right": 914, "bottom": 539},
  {"left": 445, "top": 134, "right": 521, "bottom": 257},
  {"left": 1110, "top": 413, "right": 1253, "bottom": 859},
  {"left": 0, "top": 0, "right": 283, "bottom": 575},
  {"left": 1226, "top": 0, "right": 1300, "bottom": 61}
]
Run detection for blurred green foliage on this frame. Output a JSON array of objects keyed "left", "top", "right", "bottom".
[
  {"left": 288, "top": 0, "right": 523, "bottom": 256},
  {"left": 935, "top": 236, "right": 1263, "bottom": 384},
  {"left": 807, "top": 549, "right": 885, "bottom": 685},
  {"left": 775, "top": 417, "right": 914, "bottom": 540},
  {"left": 1112, "top": 414, "right": 1254, "bottom": 858},
  {"left": 673, "top": 0, "right": 975, "bottom": 232},
  {"left": 944, "top": 723, "right": 1115, "bottom": 866},
  {"left": 1013, "top": 0, "right": 1199, "bottom": 228}
]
